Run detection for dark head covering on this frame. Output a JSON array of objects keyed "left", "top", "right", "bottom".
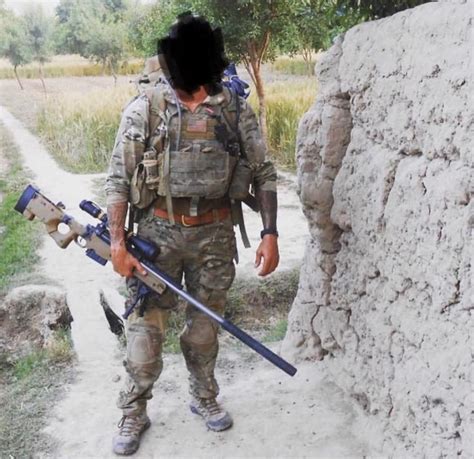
[{"left": 158, "top": 12, "right": 230, "bottom": 94}]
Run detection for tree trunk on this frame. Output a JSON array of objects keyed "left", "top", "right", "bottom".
[
  {"left": 39, "top": 63, "right": 47, "bottom": 94},
  {"left": 14, "top": 65, "right": 24, "bottom": 90},
  {"left": 242, "top": 39, "right": 270, "bottom": 146},
  {"left": 302, "top": 48, "right": 314, "bottom": 75},
  {"left": 109, "top": 59, "right": 118, "bottom": 86},
  {"left": 253, "top": 66, "right": 268, "bottom": 143}
]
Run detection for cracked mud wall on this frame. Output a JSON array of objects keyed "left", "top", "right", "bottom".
[{"left": 282, "top": 1, "right": 473, "bottom": 457}]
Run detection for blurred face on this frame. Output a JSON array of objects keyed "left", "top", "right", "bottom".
[{"left": 158, "top": 14, "right": 229, "bottom": 94}]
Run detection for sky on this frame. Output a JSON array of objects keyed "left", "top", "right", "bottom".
[
  {"left": 4, "top": 0, "right": 153, "bottom": 15},
  {"left": 4, "top": 0, "right": 61, "bottom": 15}
]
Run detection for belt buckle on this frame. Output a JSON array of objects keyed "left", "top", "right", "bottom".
[{"left": 181, "top": 214, "right": 193, "bottom": 227}]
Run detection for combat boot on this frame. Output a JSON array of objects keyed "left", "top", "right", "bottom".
[
  {"left": 112, "top": 413, "right": 151, "bottom": 456},
  {"left": 190, "top": 397, "right": 233, "bottom": 431}
]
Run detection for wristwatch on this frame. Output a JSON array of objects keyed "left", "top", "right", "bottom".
[{"left": 260, "top": 228, "right": 279, "bottom": 239}]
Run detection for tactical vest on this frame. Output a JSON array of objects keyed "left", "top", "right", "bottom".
[
  {"left": 163, "top": 97, "right": 239, "bottom": 200},
  {"left": 130, "top": 84, "right": 242, "bottom": 212}
]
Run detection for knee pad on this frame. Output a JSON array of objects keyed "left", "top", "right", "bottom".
[
  {"left": 126, "top": 324, "right": 163, "bottom": 382},
  {"left": 181, "top": 314, "right": 218, "bottom": 347}
]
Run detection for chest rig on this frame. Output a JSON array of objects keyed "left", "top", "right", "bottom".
[
  {"left": 164, "top": 98, "right": 239, "bottom": 200},
  {"left": 135, "top": 85, "right": 241, "bottom": 217},
  {"left": 130, "top": 83, "right": 254, "bottom": 248}
]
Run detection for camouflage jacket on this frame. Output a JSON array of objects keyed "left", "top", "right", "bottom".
[{"left": 105, "top": 85, "right": 277, "bottom": 207}]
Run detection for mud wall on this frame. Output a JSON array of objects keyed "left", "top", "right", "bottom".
[{"left": 282, "top": 1, "right": 473, "bottom": 456}]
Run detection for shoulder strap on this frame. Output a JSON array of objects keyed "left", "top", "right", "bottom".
[{"left": 143, "top": 87, "right": 167, "bottom": 148}]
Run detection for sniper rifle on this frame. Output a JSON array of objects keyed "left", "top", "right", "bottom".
[{"left": 14, "top": 184, "right": 297, "bottom": 377}]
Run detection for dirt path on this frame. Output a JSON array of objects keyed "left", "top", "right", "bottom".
[{"left": 0, "top": 105, "right": 384, "bottom": 458}]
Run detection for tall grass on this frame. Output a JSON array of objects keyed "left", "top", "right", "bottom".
[
  {"left": 37, "top": 85, "right": 136, "bottom": 173},
  {"left": 249, "top": 80, "right": 317, "bottom": 169},
  {"left": 0, "top": 55, "right": 143, "bottom": 79},
  {"left": 269, "top": 57, "right": 314, "bottom": 76},
  {"left": 37, "top": 79, "right": 317, "bottom": 173}
]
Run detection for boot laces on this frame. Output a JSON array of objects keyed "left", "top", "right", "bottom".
[
  {"left": 117, "top": 415, "right": 145, "bottom": 437},
  {"left": 200, "top": 398, "right": 222, "bottom": 417}
]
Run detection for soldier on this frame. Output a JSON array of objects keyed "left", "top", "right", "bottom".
[{"left": 105, "top": 13, "right": 279, "bottom": 456}]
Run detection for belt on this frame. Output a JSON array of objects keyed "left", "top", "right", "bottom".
[{"left": 153, "top": 207, "right": 231, "bottom": 227}]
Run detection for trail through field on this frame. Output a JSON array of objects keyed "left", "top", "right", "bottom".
[{"left": 0, "top": 104, "right": 383, "bottom": 458}]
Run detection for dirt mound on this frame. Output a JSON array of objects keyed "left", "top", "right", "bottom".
[{"left": 0, "top": 285, "right": 72, "bottom": 360}]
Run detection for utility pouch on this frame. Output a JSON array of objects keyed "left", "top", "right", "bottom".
[
  {"left": 228, "top": 158, "right": 253, "bottom": 200},
  {"left": 143, "top": 149, "right": 161, "bottom": 190},
  {"left": 130, "top": 163, "right": 157, "bottom": 210}
]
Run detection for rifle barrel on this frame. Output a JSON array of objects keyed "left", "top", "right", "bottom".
[{"left": 136, "top": 259, "right": 297, "bottom": 377}]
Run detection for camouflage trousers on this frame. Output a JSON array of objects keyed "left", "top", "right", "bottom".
[{"left": 117, "top": 213, "right": 236, "bottom": 416}]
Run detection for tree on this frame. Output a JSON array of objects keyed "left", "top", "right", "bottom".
[
  {"left": 126, "top": 1, "right": 181, "bottom": 57},
  {"left": 84, "top": 17, "right": 128, "bottom": 84},
  {"left": 23, "top": 5, "right": 54, "bottom": 92},
  {"left": 55, "top": 0, "right": 130, "bottom": 81},
  {"left": 286, "top": 0, "right": 369, "bottom": 73},
  {"left": 181, "top": 0, "right": 296, "bottom": 143},
  {"left": 0, "top": 7, "right": 32, "bottom": 90},
  {"left": 56, "top": 0, "right": 108, "bottom": 55}
]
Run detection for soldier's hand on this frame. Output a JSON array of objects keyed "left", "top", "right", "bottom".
[
  {"left": 255, "top": 235, "right": 279, "bottom": 277},
  {"left": 110, "top": 242, "right": 147, "bottom": 278}
]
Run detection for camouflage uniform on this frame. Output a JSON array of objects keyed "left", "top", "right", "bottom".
[{"left": 105, "top": 84, "right": 277, "bottom": 417}]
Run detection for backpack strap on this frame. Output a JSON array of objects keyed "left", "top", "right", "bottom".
[
  {"left": 142, "top": 86, "right": 177, "bottom": 224},
  {"left": 143, "top": 87, "right": 167, "bottom": 150}
]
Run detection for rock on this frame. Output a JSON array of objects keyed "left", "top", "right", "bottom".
[
  {"left": 0, "top": 285, "right": 73, "bottom": 359},
  {"left": 283, "top": 1, "right": 473, "bottom": 457}
]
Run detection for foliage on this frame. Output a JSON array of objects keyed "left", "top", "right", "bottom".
[
  {"left": 290, "top": 0, "right": 367, "bottom": 65},
  {"left": 178, "top": 0, "right": 297, "bottom": 141},
  {"left": 0, "top": 8, "right": 32, "bottom": 88},
  {"left": 182, "top": 0, "right": 294, "bottom": 64},
  {"left": 83, "top": 17, "right": 128, "bottom": 79},
  {"left": 126, "top": 1, "right": 182, "bottom": 57},
  {"left": 341, "top": 0, "right": 431, "bottom": 19},
  {"left": 23, "top": 5, "right": 54, "bottom": 66},
  {"left": 55, "top": 0, "right": 130, "bottom": 75}
]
